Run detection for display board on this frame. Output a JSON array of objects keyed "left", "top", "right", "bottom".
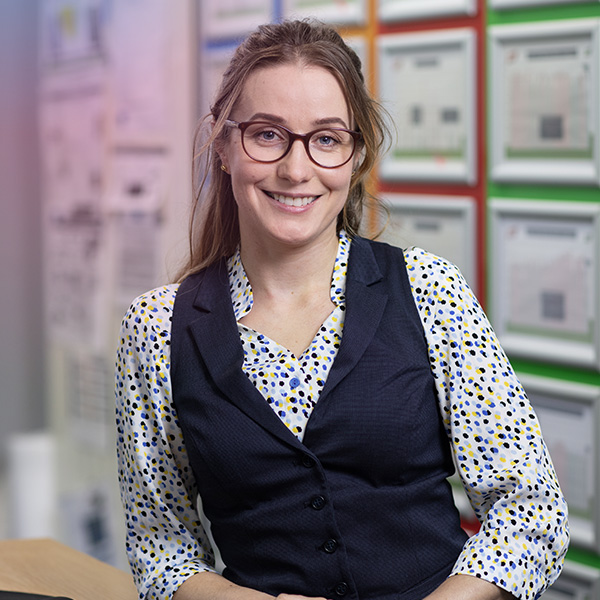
[
  {"left": 490, "top": 0, "right": 600, "bottom": 10},
  {"left": 282, "top": 0, "right": 367, "bottom": 24},
  {"left": 520, "top": 374, "right": 600, "bottom": 552},
  {"left": 379, "top": 0, "right": 476, "bottom": 22},
  {"left": 489, "top": 199, "right": 600, "bottom": 369},
  {"left": 489, "top": 19, "right": 600, "bottom": 186},
  {"left": 199, "top": 0, "right": 273, "bottom": 40},
  {"left": 378, "top": 194, "right": 477, "bottom": 291},
  {"left": 378, "top": 28, "right": 477, "bottom": 183},
  {"left": 543, "top": 560, "right": 600, "bottom": 600}
]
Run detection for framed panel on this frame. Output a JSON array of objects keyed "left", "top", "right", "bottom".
[
  {"left": 282, "top": 0, "right": 366, "bottom": 25},
  {"left": 543, "top": 560, "right": 600, "bottom": 600},
  {"left": 489, "top": 19, "right": 600, "bottom": 186},
  {"left": 378, "top": 29, "right": 477, "bottom": 183},
  {"left": 490, "top": 0, "right": 599, "bottom": 10},
  {"left": 379, "top": 0, "right": 477, "bottom": 23},
  {"left": 379, "top": 194, "right": 478, "bottom": 291},
  {"left": 344, "top": 35, "right": 369, "bottom": 85},
  {"left": 489, "top": 199, "right": 600, "bottom": 369},
  {"left": 519, "top": 374, "right": 600, "bottom": 553},
  {"left": 199, "top": 0, "right": 273, "bottom": 42},
  {"left": 40, "top": 0, "right": 108, "bottom": 69},
  {"left": 198, "top": 42, "right": 238, "bottom": 115}
]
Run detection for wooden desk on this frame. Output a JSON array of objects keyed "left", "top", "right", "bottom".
[{"left": 0, "top": 539, "right": 138, "bottom": 600}]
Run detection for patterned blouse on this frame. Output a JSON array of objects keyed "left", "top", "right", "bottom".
[{"left": 115, "top": 234, "right": 569, "bottom": 600}]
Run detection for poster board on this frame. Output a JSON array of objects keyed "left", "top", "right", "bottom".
[
  {"left": 489, "top": 199, "right": 600, "bottom": 369},
  {"left": 490, "top": 0, "right": 599, "bottom": 10},
  {"left": 199, "top": 0, "right": 273, "bottom": 41},
  {"left": 378, "top": 28, "right": 477, "bottom": 183},
  {"left": 378, "top": 194, "right": 477, "bottom": 291},
  {"left": 40, "top": 0, "right": 107, "bottom": 69},
  {"left": 543, "top": 560, "right": 600, "bottom": 600},
  {"left": 489, "top": 19, "right": 600, "bottom": 186},
  {"left": 379, "top": 0, "right": 476, "bottom": 23},
  {"left": 282, "top": 0, "right": 366, "bottom": 25},
  {"left": 198, "top": 42, "right": 238, "bottom": 116},
  {"left": 519, "top": 374, "right": 600, "bottom": 553}
]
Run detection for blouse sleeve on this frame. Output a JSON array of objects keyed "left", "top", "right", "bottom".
[
  {"left": 404, "top": 248, "right": 569, "bottom": 600},
  {"left": 115, "top": 286, "right": 217, "bottom": 600}
]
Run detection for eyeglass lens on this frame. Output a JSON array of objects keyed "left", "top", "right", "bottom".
[{"left": 241, "top": 122, "right": 356, "bottom": 168}]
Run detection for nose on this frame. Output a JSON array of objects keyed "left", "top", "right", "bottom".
[{"left": 276, "top": 138, "right": 313, "bottom": 182}]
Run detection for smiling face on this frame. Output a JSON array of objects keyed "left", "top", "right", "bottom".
[{"left": 218, "top": 62, "right": 356, "bottom": 254}]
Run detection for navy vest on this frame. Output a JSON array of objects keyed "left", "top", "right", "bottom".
[{"left": 171, "top": 237, "right": 468, "bottom": 600}]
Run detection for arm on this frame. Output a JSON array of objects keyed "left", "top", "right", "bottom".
[
  {"left": 405, "top": 248, "right": 569, "bottom": 600},
  {"left": 173, "top": 572, "right": 330, "bottom": 600},
  {"left": 424, "top": 574, "right": 514, "bottom": 600},
  {"left": 115, "top": 287, "right": 217, "bottom": 599}
]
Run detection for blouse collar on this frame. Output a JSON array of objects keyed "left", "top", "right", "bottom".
[{"left": 227, "top": 232, "right": 350, "bottom": 321}]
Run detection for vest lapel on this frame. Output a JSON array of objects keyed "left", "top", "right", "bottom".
[
  {"left": 180, "top": 237, "right": 389, "bottom": 448},
  {"left": 319, "top": 237, "right": 389, "bottom": 399},
  {"left": 184, "top": 261, "right": 305, "bottom": 451}
]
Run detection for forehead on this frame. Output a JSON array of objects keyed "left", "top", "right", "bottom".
[{"left": 235, "top": 62, "right": 351, "bottom": 125}]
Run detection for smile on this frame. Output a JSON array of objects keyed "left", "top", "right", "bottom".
[{"left": 266, "top": 192, "right": 319, "bottom": 207}]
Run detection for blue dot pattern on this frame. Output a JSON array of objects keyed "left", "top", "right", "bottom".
[
  {"left": 115, "top": 244, "right": 569, "bottom": 600},
  {"left": 227, "top": 233, "right": 349, "bottom": 440}
]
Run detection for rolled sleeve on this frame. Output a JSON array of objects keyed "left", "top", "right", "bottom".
[
  {"left": 405, "top": 248, "right": 569, "bottom": 600},
  {"left": 115, "top": 286, "right": 217, "bottom": 599}
]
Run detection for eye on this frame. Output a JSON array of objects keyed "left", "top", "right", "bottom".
[
  {"left": 246, "top": 123, "right": 287, "bottom": 145},
  {"left": 312, "top": 130, "right": 344, "bottom": 150}
]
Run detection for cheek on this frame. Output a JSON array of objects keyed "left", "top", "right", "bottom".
[{"left": 328, "top": 169, "right": 353, "bottom": 197}]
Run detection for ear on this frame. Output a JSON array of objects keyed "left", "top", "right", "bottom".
[
  {"left": 212, "top": 120, "right": 231, "bottom": 172},
  {"left": 215, "top": 143, "right": 230, "bottom": 173}
]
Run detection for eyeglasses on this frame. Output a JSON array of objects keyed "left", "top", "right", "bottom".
[{"left": 224, "top": 120, "right": 362, "bottom": 169}]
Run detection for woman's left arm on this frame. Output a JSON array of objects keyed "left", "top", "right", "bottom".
[{"left": 405, "top": 248, "right": 569, "bottom": 600}]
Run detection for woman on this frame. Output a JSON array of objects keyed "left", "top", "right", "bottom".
[{"left": 115, "top": 19, "right": 568, "bottom": 600}]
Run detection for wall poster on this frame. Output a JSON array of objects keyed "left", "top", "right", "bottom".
[
  {"left": 489, "top": 199, "right": 600, "bottom": 369},
  {"left": 490, "top": 0, "right": 599, "bottom": 10},
  {"left": 378, "top": 194, "right": 477, "bottom": 291},
  {"left": 519, "top": 374, "right": 600, "bottom": 553},
  {"left": 379, "top": 0, "right": 476, "bottom": 23},
  {"left": 489, "top": 19, "right": 600, "bottom": 185},
  {"left": 283, "top": 0, "right": 366, "bottom": 25},
  {"left": 200, "top": 0, "right": 273, "bottom": 41},
  {"left": 378, "top": 29, "right": 477, "bottom": 183}
]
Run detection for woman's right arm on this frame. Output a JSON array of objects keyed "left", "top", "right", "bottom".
[
  {"left": 174, "top": 573, "right": 329, "bottom": 600},
  {"left": 115, "top": 287, "right": 217, "bottom": 599},
  {"left": 116, "top": 287, "right": 333, "bottom": 600}
]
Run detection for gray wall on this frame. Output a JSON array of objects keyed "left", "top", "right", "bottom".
[{"left": 0, "top": 0, "right": 45, "bottom": 464}]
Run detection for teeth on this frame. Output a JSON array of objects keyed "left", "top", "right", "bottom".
[{"left": 271, "top": 193, "right": 316, "bottom": 207}]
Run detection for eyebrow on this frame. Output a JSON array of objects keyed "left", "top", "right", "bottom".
[{"left": 248, "top": 112, "right": 350, "bottom": 129}]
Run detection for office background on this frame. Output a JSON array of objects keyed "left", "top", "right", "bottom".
[{"left": 1, "top": 0, "right": 599, "bottom": 596}]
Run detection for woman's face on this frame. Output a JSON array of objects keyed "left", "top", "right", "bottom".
[{"left": 219, "top": 62, "right": 356, "bottom": 253}]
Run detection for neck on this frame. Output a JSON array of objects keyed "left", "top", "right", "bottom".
[{"left": 239, "top": 233, "right": 340, "bottom": 299}]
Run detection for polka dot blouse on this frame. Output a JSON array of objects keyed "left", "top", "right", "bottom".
[{"left": 115, "top": 236, "right": 569, "bottom": 600}]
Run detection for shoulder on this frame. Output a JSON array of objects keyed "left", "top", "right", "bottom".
[
  {"left": 120, "top": 284, "right": 180, "bottom": 339},
  {"left": 354, "top": 237, "right": 464, "bottom": 287},
  {"left": 402, "top": 246, "right": 470, "bottom": 302},
  {"left": 403, "top": 246, "right": 463, "bottom": 281}
]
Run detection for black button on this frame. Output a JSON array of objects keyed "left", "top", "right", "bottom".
[
  {"left": 334, "top": 582, "right": 348, "bottom": 596},
  {"left": 302, "top": 455, "right": 315, "bottom": 468},
  {"left": 322, "top": 539, "right": 338, "bottom": 553},
  {"left": 310, "top": 495, "right": 326, "bottom": 510}
]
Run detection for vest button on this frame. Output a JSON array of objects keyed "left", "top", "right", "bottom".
[
  {"left": 334, "top": 582, "right": 348, "bottom": 596},
  {"left": 310, "top": 495, "right": 326, "bottom": 510},
  {"left": 322, "top": 539, "right": 338, "bottom": 553},
  {"left": 301, "top": 455, "right": 315, "bottom": 468}
]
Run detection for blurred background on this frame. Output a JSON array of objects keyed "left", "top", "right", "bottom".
[{"left": 1, "top": 0, "right": 600, "bottom": 595}]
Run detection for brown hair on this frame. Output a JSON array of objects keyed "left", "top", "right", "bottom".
[{"left": 175, "top": 19, "right": 389, "bottom": 281}]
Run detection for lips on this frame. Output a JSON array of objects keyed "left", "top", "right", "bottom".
[{"left": 266, "top": 191, "right": 319, "bottom": 207}]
